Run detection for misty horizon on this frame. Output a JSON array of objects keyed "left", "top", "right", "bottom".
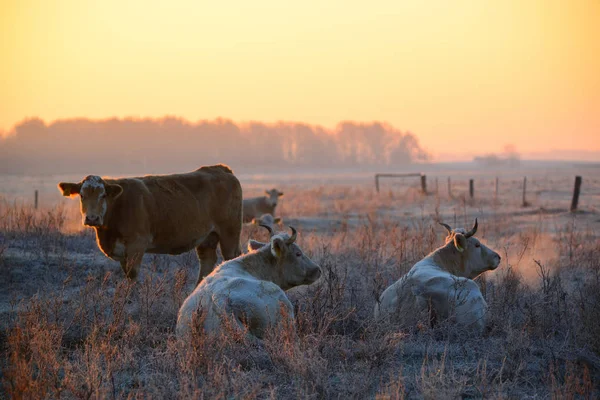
[
  {"left": 0, "top": 117, "right": 433, "bottom": 175},
  {"left": 1, "top": 116, "right": 598, "bottom": 177}
]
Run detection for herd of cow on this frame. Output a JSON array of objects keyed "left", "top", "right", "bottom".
[{"left": 58, "top": 164, "right": 501, "bottom": 340}]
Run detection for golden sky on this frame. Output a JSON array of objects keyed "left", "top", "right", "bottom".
[{"left": 1, "top": 0, "right": 599, "bottom": 158}]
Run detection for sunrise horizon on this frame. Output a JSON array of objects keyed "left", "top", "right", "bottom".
[
  {"left": 2, "top": 0, "right": 599, "bottom": 161},
  {"left": 2, "top": 114, "right": 599, "bottom": 164}
]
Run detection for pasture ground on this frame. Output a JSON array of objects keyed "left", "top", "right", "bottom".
[{"left": 1, "top": 165, "right": 599, "bottom": 398}]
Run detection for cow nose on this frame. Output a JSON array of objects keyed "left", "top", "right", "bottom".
[
  {"left": 310, "top": 267, "right": 322, "bottom": 280},
  {"left": 85, "top": 215, "right": 100, "bottom": 225}
]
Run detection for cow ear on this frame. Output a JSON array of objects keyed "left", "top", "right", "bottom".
[
  {"left": 274, "top": 217, "right": 282, "bottom": 224},
  {"left": 270, "top": 236, "right": 285, "bottom": 258},
  {"left": 251, "top": 218, "right": 259, "bottom": 225},
  {"left": 265, "top": 190, "right": 270, "bottom": 196},
  {"left": 58, "top": 182, "right": 81, "bottom": 197},
  {"left": 454, "top": 233, "right": 467, "bottom": 253},
  {"left": 247, "top": 239, "right": 266, "bottom": 251},
  {"left": 106, "top": 184, "right": 123, "bottom": 199},
  {"left": 278, "top": 191, "right": 284, "bottom": 197}
]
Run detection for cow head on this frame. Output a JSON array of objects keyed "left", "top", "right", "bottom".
[
  {"left": 439, "top": 219, "right": 501, "bottom": 279},
  {"left": 254, "top": 225, "right": 321, "bottom": 290},
  {"left": 251, "top": 213, "right": 282, "bottom": 227},
  {"left": 58, "top": 175, "right": 123, "bottom": 227},
  {"left": 264, "top": 188, "right": 284, "bottom": 207}
]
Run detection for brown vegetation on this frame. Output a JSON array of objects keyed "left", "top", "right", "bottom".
[{"left": 1, "top": 183, "right": 599, "bottom": 398}]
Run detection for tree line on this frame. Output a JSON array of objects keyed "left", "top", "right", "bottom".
[{"left": 0, "top": 117, "right": 429, "bottom": 174}]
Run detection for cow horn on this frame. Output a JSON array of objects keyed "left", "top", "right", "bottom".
[
  {"left": 439, "top": 222, "right": 453, "bottom": 234},
  {"left": 465, "top": 218, "right": 478, "bottom": 238},
  {"left": 286, "top": 226, "right": 297, "bottom": 244},
  {"left": 259, "top": 223, "right": 274, "bottom": 237}
]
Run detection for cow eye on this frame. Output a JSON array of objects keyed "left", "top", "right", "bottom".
[
  {"left": 475, "top": 243, "right": 481, "bottom": 248},
  {"left": 296, "top": 252, "right": 302, "bottom": 257}
]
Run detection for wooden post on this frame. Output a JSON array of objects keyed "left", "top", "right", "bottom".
[
  {"left": 522, "top": 177, "right": 529, "bottom": 207},
  {"left": 435, "top": 178, "right": 439, "bottom": 195},
  {"left": 375, "top": 175, "right": 380, "bottom": 193},
  {"left": 469, "top": 179, "right": 474, "bottom": 199},
  {"left": 570, "top": 176, "right": 582, "bottom": 212},
  {"left": 495, "top": 177, "right": 499, "bottom": 200},
  {"left": 34, "top": 190, "right": 38, "bottom": 209},
  {"left": 447, "top": 177, "right": 452, "bottom": 197},
  {"left": 420, "top": 175, "right": 427, "bottom": 194}
]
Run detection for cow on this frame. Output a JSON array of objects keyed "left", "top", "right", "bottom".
[
  {"left": 242, "top": 188, "right": 284, "bottom": 223},
  {"left": 251, "top": 213, "right": 282, "bottom": 228},
  {"left": 176, "top": 225, "right": 321, "bottom": 339},
  {"left": 375, "top": 219, "right": 501, "bottom": 335},
  {"left": 58, "top": 164, "right": 243, "bottom": 285}
]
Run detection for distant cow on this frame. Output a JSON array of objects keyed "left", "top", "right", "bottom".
[
  {"left": 176, "top": 225, "right": 321, "bottom": 339},
  {"left": 375, "top": 219, "right": 501, "bottom": 334},
  {"left": 58, "top": 164, "right": 243, "bottom": 284},
  {"left": 242, "top": 189, "right": 284, "bottom": 223}
]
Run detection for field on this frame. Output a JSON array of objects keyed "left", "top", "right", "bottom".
[{"left": 1, "top": 164, "right": 600, "bottom": 399}]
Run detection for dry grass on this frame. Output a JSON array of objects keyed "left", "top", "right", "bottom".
[{"left": 1, "top": 182, "right": 599, "bottom": 399}]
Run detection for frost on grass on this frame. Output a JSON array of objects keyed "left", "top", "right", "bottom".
[{"left": 1, "top": 176, "right": 599, "bottom": 399}]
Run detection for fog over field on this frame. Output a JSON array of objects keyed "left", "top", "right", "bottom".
[{"left": 0, "top": 117, "right": 431, "bottom": 175}]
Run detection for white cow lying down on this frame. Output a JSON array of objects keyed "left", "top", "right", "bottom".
[
  {"left": 375, "top": 219, "right": 501, "bottom": 334},
  {"left": 177, "top": 225, "right": 321, "bottom": 339}
]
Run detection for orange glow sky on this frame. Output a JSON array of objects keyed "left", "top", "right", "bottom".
[{"left": 1, "top": 0, "right": 599, "bottom": 159}]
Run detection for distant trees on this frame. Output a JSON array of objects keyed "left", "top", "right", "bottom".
[
  {"left": 473, "top": 144, "right": 521, "bottom": 168},
  {"left": 0, "top": 117, "right": 429, "bottom": 174}
]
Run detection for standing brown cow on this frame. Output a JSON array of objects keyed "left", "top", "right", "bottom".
[
  {"left": 58, "top": 164, "right": 242, "bottom": 284},
  {"left": 242, "top": 188, "right": 284, "bottom": 223}
]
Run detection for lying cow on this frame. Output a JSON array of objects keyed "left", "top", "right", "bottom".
[
  {"left": 58, "top": 164, "right": 242, "bottom": 284},
  {"left": 176, "top": 225, "right": 321, "bottom": 339},
  {"left": 375, "top": 219, "right": 501, "bottom": 334},
  {"left": 242, "top": 189, "right": 284, "bottom": 223},
  {"left": 251, "top": 213, "right": 282, "bottom": 228}
]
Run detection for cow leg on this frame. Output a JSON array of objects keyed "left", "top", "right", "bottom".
[
  {"left": 120, "top": 253, "right": 142, "bottom": 280},
  {"left": 195, "top": 232, "right": 220, "bottom": 285},
  {"left": 121, "top": 239, "right": 150, "bottom": 280},
  {"left": 219, "top": 229, "right": 242, "bottom": 261}
]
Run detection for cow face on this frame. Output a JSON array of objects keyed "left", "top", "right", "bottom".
[
  {"left": 254, "top": 226, "right": 321, "bottom": 290},
  {"left": 264, "top": 189, "right": 284, "bottom": 207},
  {"left": 271, "top": 229, "right": 321, "bottom": 290},
  {"left": 58, "top": 175, "right": 123, "bottom": 227},
  {"left": 441, "top": 219, "right": 501, "bottom": 279}
]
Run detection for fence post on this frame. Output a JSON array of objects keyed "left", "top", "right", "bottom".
[
  {"left": 375, "top": 174, "right": 380, "bottom": 193},
  {"left": 420, "top": 175, "right": 427, "bottom": 194},
  {"left": 469, "top": 179, "right": 474, "bottom": 199},
  {"left": 435, "top": 178, "right": 439, "bottom": 195},
  {"left": 34, "top": 190, "right": 39, "bottom": 209},
  {"left": 522, "top": 177, "right": 529, "bottom": 207},
  {"left": 570, "top": 176, "right": 582, "bottom": 212},
  {"left": 495, "top": 177, "right": 499, "bottom": 200},
  {"left": 447, "top": 177, "right": 452, "bottom": 198}
]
